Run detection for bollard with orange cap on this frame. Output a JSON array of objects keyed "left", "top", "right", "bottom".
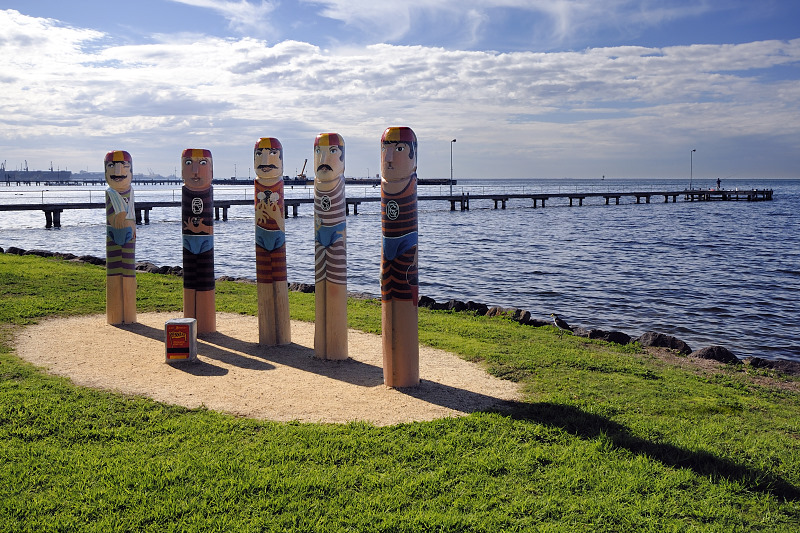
[{"left": 254, "top": 137, "right": 291, "bottom": 345}]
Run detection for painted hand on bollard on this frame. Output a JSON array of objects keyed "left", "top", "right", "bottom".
[
  {"left": 183, "top": 217, "right": 214, "bottom": 235},
  {"left": 256, "top": 190, "right": 285, "bottom": 230}
]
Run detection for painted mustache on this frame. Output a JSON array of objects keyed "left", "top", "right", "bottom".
[
  {"left": 258, "top": 164, "right": 278, "bottom": 171},
  {"left": 317, "top": 164, "right": 333, "bottom": 172},
  {"left": 109, "top": 175, "right": 128, "bottom": 181}
]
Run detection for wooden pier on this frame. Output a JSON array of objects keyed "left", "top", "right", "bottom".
[
  {"left": 442, "top": 188, "right": 773, "bottom": 210},
  {"left": 0, "top": 188, "right": 773, "bottom": 228}
]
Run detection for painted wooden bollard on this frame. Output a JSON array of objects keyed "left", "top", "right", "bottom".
[
  {"left": 254, "top": 137, "right": 291, "bottom": 345},
  {"left": 380, "top": 127, "right": 419, "bottom": 387},
  {"left": 104, "top": 150, "right": 137, "bottom": 325},
  {"left": 313, "top": 133, "right": 348, "bottom": 359},
  {"left": 181, "top": 148, "right": 216, "bottom": 334}
]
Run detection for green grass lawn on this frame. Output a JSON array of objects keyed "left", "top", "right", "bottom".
[{"left": 1, "top": 252, "right": 799, "bottom": 532}]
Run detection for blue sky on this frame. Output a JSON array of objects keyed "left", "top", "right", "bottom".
[{"left": 1, "top": 1, "right": 799, "bottom": 180}]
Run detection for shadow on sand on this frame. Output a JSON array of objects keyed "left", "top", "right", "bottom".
[
  {"left": 203, "top": 331, "right": 385, "bottom": 387},
  {"left": 115, "top": 322, "right": 513, "bottom": 414}
]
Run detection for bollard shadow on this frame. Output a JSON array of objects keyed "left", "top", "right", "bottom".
[
  {"left": 118, "top": 324, "right": 382, "bottom": 386},
  {"left": 200, "top": 331, "right": 384, "bottom": 386},
  {"left": 495, "top": 400, "right": 800, "bottom": 502},
  {"left": 186, "top": 331, "right": 276, "bottom": 371},
  {"left": 260, "top": 347, "right": 385, "bottom": 387},
  {"left": 264, "top": 347, "right": 385, "bottom": 388},
  {"left": 113, "top": 321, "right": 164, "bottom": 342},
  {"left": 396, "top": 379, "right": 518, "bottom": 415},
  {"left": 165, "top": 358, "right": 229, "bottom": 377}
]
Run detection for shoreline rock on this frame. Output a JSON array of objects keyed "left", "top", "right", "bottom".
[
  {"left": 690, "top": 345, "right": 740, "bottom": 365},
  {"left": 574, "top": 327, "right": 632, "bottom": 345},
  {"left": 635, "top": 331, "right": 692, "bottom": 355},
  {"left": 745, "top": 357, "right": 800, "bottom": 375}
]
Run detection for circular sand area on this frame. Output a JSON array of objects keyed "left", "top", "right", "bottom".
[{"left": 13, "top": 313, "right": 520, "bottom": 426}]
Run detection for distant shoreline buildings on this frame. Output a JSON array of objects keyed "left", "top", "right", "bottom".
[
  {"left": 3, "top": 169, "right": 454, "bottom": 187},
  {"left": 4, "top": 169, "right": 75, "bottom": 182},
  {"left": 2, "top": 169, "right": 176, "bottom": 185}
]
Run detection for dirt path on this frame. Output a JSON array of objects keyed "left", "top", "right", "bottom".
[{"left": 13, "top": 312, "right": 521, "bottom": 426}]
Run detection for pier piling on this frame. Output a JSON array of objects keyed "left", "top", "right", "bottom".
[
  {"left": 135, "top": 208, "right": 152, "bottom": 225},
  {"left": 43, "top": 209, "right": 62, "bottom": 228}
]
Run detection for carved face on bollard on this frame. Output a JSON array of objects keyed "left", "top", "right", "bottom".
[
  {"left": 381, "top": 127, "right": 417, "bottom": 184},
  {"left": 314, "top": 133, "right": 345, "bottom": 190},
  {"left": 181, "top": 149, "right": 213, "bottom": 191},
  {"left": 104, "top": 150, "right": 133, "bottom": 192},
  {"left": 254, "top": 137, "right": 283, "bottom": 184}
]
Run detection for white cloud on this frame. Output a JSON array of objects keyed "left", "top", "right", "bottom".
[
  {"left": 169, "top": 0, "right": 279, "bottom": 37},
  {"left": 1, "top": 9, "right": 799, "bottom": 178},
  {"left": 300, "top": 0, "right": 720, "bottom": 48}
]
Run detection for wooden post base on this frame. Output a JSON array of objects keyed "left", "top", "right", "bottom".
[
  {"left": 258, "top": 281, "right": 291, "bottom": 346},
  {"left": 184, "top": 288, "right": 216, "bottom": 334},
  {"left": 382, "top": 300, "right": 419, "bottom": 387},
  {"left": 314, "top": 281, "right": 348, "bottom": 360},
  {"left": 107, "top": 275, "right": 137, "bottom": 325}
]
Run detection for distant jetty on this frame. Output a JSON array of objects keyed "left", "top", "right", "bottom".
[{"left": 0, "top": 186, "right": 773, "bottom": 228}]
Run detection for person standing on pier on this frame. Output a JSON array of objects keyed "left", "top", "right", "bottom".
[
  {"left": 380, "top": 127, "right": 419, "bottom": 387},
  {"left": 104, "top": 150, "right": 136, "bottom": 325},
  {"left": 181, "top": 148, "right": 216, "bottom": 334},
  {"left": 254, "top": 137, "right": 291, "bottom": 346},
  {"left": 313, "top": 133, "right": 348, "bottom": 360}
]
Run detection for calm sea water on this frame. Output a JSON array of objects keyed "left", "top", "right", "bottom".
[{"left": 2, "top": 177, "right": 798, "bottom": 362}]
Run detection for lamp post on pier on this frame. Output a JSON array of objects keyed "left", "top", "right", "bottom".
[
  {"left": 690, "top": 149, "right": 696, "bottom": 189},
  {"left": 450, "top": 138, "right": 456, "bottom": 196}
]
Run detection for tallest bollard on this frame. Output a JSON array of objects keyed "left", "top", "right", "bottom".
[{"left": 380, "top": 127, "right": 419, "bottom": 387}]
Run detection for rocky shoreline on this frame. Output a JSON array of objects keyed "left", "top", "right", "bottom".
[{"left": 4, "top": 245, "right": 799, "bottom": 376}]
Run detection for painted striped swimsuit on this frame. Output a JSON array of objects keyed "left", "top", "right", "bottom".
[
  {"left": 381, "top": 177, "right": 418, "bottom": 302},
  {"left": 314, "top": 177, "right": 346, "bottom": 285}
]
